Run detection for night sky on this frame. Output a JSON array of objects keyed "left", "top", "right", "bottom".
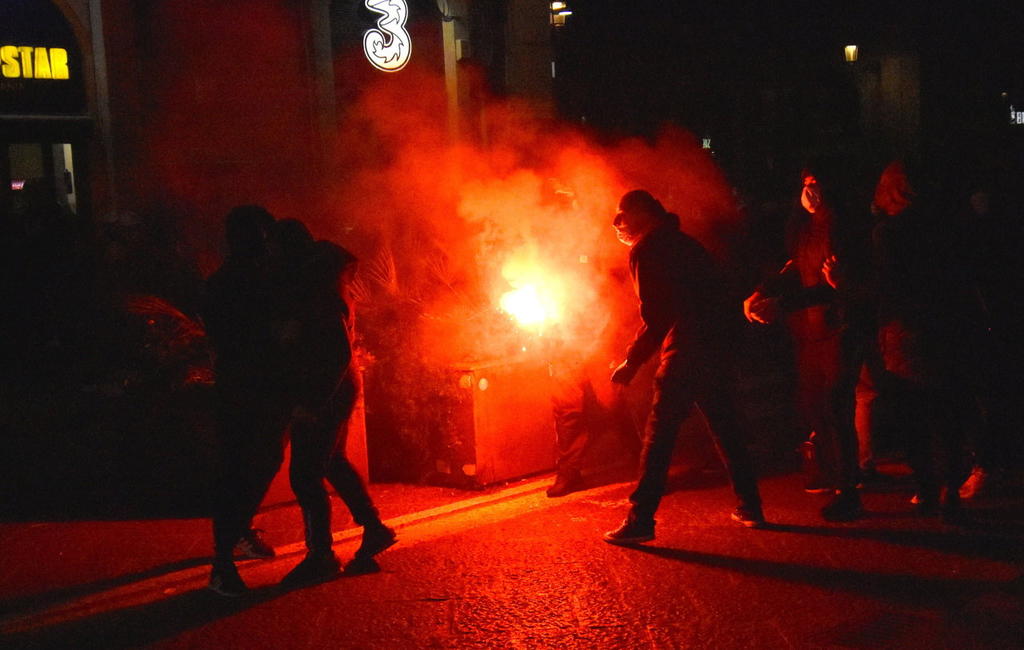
[{"left": 551, "top": 1, "right": 1024, "bottom": 194}]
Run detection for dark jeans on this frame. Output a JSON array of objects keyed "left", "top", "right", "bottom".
[
  {"left": 896, "top": 381, "right": 968, "bottom": 500},
  {"left": 796, "top": 327, "right": 871, "bottom": 492},
  {"left": 854, "top": 340, "right": 887, "bottom": 471},
  {"left": 290, "top": 376, "right": 380, "bottom": 555},
  {"left": 971, "top": 331, "right": 1024, "bottom": 472},
  {"left": 211, "top": 382, "right": 290, "bottom": 564},
  {"left": 629, "top": 358, "right": 761, "bottom": 522}
]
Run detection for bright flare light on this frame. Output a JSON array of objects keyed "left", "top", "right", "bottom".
[
  {"left": 500, "top": 284, "right": 550, "bottom": 327},
  {"left": 498, "top": 253, "right": 568, "bottom": 333}
]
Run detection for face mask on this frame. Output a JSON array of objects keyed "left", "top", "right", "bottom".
[
  {"left": 613, "top": 210, "right": 649, "bottom": 247},
  {"left": 801, "top": 184, "right": 822, "bottom": 214},
  {"left": 614, "top": 226, "right": 636, "bottom": 247}
]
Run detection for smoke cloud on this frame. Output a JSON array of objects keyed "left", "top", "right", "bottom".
[
  {"left": 134, "top": 4, "right": 742, "bottom": 368},
  {"left": 317, "top": 55, "right": 741, "bottom": 367}
]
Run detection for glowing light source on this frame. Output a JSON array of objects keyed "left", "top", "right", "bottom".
[
  {"left": 550, "top": 1, "right": 571, "bottom": 27},
  {"left": 498, "top": 257, "right": 567, "bottom": 333},
  {"left": 500, "top": 285, "right": 550, "bottom": 327},
  {"left": 363, "top": 0, "right": 411, "bottom": 72},
  {"left": 844, "top": 45, "right": 858, "bottom": 63},
  {"left": 0, "top": 46, "right": 69, "bottom": 79}
]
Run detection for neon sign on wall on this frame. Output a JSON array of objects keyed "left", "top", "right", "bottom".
[
  {"left": 363, "top": 0, "right": 411, "bottom": 72},
  {"left": 1, "top": 45, "right": 69, "bottom": 79}
]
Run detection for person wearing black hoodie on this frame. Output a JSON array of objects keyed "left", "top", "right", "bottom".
[
  {"left": 871, "top": 160, "right": 978, "bottom": 521},
  {"left": 603, "top": 190, "right": 764, "bottom": 545},
  {"left": 276, "top": 231, "right": 396, "bottom": 586},
  {"left": 205, "top": 205, "right": 289, "bottom": 597}
]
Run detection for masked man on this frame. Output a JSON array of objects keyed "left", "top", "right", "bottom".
[{"left": 604, "top": 190, "right": 764, "bottom": 545}]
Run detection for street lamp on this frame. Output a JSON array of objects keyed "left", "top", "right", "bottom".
[
  {"left": 844, "top": 44, "right": 859, "bottom": 63},
  {"left": 550, "top": 2, "right": 572, "bottom": 27}
]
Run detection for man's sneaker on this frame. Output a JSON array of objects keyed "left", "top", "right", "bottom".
[
  {"left": 603, "top": 517, "right": 655, "bottom": 545},
  {"left": 958, "top": 466, "right": 993, "bottom": 500},
  {"left": 234, "top": 528, "right": 275, "bottom": 560},
  {"left": 208, "top": 562, "right": 248, "bottom": 597},
  {"left": 356, "top": 524, "right": 398, "bottom": 560},
  {"left": 280, "top": 552, "right": 341, "bottom": 587},
  {"left": 546, "top": 470, "right": 584, "bottom": 498},
  {"left": 731, "top": 505, "right": 766, "bottom": 528},
  {"left": 821, "top": 489, "right": 863, "bottom": 522}
]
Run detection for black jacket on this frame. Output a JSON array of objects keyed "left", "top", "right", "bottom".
[{"left": 625, "top": 215, "right": 735, "bottom": 368}]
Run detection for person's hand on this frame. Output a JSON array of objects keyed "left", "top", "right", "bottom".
[
  {"left": 611, "top": 360, "right": 639, "bottom": 386},
  {"left": 822, "top": 254, "right": 839, "bottom": 289},
  {"left": 744, "top": 293, "right": 779, "bottom": 324}
]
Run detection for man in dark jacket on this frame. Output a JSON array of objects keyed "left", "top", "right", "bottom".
[
  {"left": 604, "top": 190, "right": 764, "bottom": 544},
  {"left": 205, "top": 205, "right": 289, "bottom": 596}
]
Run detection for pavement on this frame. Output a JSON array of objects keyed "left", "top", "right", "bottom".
[{"left": 2, "top": 463, "right": 1024, "bottom": 649}]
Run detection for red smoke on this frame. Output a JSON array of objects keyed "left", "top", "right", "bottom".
[
  {"left": 319, "top": 60, "right": 740, "bottom": 368},
  {"left": 131, "top": 4, "right": 741, "bottom": 368}
]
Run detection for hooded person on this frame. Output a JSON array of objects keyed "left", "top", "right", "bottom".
[
  {"left": 279, "top": 237, "right": 397, "bottom": 585},
  {"left": 871, "top": 160, "right": 977, "bottom": 520},
  {"left": 603, "top": 190, "right": 764, "bottom": 545},
  {"left": 742, "top": 163, "right": 877, "bottom": 522},
  {"left": 205, "top": 205, "right": 289, "bottom": 597}
]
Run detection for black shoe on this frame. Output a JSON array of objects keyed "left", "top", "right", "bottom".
[
  {"left": 208, "top": 562, "right": 248, "bottom": 597},
  {"left": 603, "top": 516, "right": 655, "bottom": 545},
  {"left": 280, "top": 552, "right": 341, "bottom": 587},
  {"left": 731, "top": 504, "right": 766, "bottom": 528},
  {"left": 821, "top": 490, "right": 863, "bottom": 522},
  {"left": 234, "top": 528, "right": 276, "bottom": 560},
  {"left": 356, "top": 524, "right": 397, "bottom": 560},
  {"left": 546, "top": 471, "right": 584, "bottom": 498}
]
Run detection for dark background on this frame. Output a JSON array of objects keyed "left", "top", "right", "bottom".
[{"left": 552, "top": 1, "right": 1024, "bottom": 200}]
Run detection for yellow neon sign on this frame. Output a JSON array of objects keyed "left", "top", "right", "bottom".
[
  {"left": 363, "top": 0, "right": 411, "bottom": 72},
  {"left": 0, "top": 45, "right": 69, "bottom": 80}
]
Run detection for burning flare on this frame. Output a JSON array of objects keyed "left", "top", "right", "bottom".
[
  {"left": 500, "top": 284, "right": 551, "bottom": 327},
  {"left": 498, "top": 257, "right": 566, "bottom": 332}
]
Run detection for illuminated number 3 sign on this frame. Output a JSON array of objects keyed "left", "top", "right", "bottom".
[{"left": 363, "top": 0, "right": 411, "bottom": 72}]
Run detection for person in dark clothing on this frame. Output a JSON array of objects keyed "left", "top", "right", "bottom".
[
  {"left": 603, "top": 190, "right": 764, "bottom": 545},
  {"left": 547, "top": 262, "right": 641, "bottom": 498},
  {"left": 547, "top": 351, "right": 641, "bottom": 498},
  {"left": 743, "top": 167, "right": 876, "bottom": 521},
  {"left": 277, "top": 233, "right": 396, "bottom": 585},
  {"left": 206, "top": 205, "right": 289, "bottom": 597},
  {"left": 871, "top": 161, "right": 978, "bottom": 520},
  {"left": 956, "top": 184, "right": 1024, "bottom": 499}
]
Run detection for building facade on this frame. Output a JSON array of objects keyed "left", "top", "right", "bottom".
[{"left": 2, "top": 0, "right": 553, "bottom": 238}]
